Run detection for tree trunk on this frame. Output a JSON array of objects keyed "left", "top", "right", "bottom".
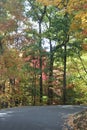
[
  {"left": 62, "top": 11, "right": 69, "bottom": 105},
  {"left": 39, "top": 22, "right": 43, "bottom": 104},
  {"left": 63, "top": 42, "right": 67, "bottom": 105},
  {"left": 48, "top": 39, "right": 54, "bottom": 105}
]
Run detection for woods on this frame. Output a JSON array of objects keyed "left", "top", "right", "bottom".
[{"left": 0, "top": 0, "right": 87, "bottom": 108}]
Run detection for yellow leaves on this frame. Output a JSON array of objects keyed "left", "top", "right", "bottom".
[
  {"left": 74, "top": 12, "right": 87, "bottom": 26},
  {"left": 81, "top": 13, "right": 87, "bottom": 28},
  {"left": 37, "top": 0, "right": 51, "bottom": 6},
  {"left": 0, "top": 56, "right": 7, "bottom": 76},
  {"left": 37, "top": 0, "right": 87, "bottom": 38},
  {"left": 67, "top": 0, "right": 87, "bottom": 38},
  {"left": 70, "top": 11, "right": 87, "bottom": 38},
  {"left": 37, "top": 0, "right": 62, "bottom": 6}
]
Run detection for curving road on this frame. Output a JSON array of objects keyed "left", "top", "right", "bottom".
[{"left": 0, "top": 105, "right": 87, "bottom": 130}]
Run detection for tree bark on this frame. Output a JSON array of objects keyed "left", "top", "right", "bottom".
[
  {"left": 63, "top": 41, "right": 67, "bottom": 105},
  {"left": 39, "top": 21, "right": 43, "bottom": 103},
  {"left": 48, "top": 39, "right": 54, "bottom": 105}
]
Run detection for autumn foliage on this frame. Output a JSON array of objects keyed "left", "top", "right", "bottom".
[{"left": 0, "top": 0, "right": 87, "bottom": 108}]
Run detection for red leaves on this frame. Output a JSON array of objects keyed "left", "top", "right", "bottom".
[
  {"left": 82, "top": 30, "right": 87, "bottom": 36},
  {"left": 0, "top": 19, "right": 17, "bottom": 32},
  {"left": 42, "top": 72, "right": 48, "bottom": 80},
  {"left": 24, "top": 55, "right": 48, "bottom": 81},
  {"left": 73, "top": 4, "right": 87, "bottom": 11},
  {"left": 83, "top": 4, "right": 87, "bottom": 9}
]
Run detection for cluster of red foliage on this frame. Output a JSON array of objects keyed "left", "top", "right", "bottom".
[
  {"left": 24, "top": 55, "right": 48, "bottom": 81},
  {"left": 73, "top": 4, "right": 87, "bottom": 11}
]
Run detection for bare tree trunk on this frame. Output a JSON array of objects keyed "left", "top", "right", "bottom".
[
  {"left": 48, "top": 39, "right": 54, "bottom": 105},
  {"left": 39, "top": 22, "right": 43, "bottom": 104},
  {"left": 62, "top": 33, "right": 69, "bottom": 104},
  {"left": 63, "top": 42, "right": 67, "bottom": 105}
]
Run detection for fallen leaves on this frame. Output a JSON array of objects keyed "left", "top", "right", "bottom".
[{"left": 64, "top": 109, "right": 87, "bottom": 130}]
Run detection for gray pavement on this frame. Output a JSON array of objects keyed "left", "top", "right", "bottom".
[{"left": 0, "top": 105, "right": 87, "bottom": 130}]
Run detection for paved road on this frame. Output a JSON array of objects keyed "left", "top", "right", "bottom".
[{"left": 0, "top": 105, "right": 87, "bottom": 130}]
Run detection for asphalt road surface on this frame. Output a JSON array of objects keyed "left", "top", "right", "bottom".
[{"left": 0, "top": 105, "right": 87, "bottom": 130}]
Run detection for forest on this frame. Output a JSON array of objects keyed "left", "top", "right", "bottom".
[{"left": 0, "top": 0, "right": 87, "bottom": 108}]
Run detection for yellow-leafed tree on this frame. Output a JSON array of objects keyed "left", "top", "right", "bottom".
[{"left": 37, "top": 0, "right": 87, "bottom": 38}]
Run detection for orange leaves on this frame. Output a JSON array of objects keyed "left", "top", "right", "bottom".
[
  {"left": 66, "top": 83, "right": 75, "bottom": 89},
  {"left": 82, "top": 43, "right": 87, "bottom": 51},
  {"left": 67, "top": 0, "right": 87, "bottom": 13}
]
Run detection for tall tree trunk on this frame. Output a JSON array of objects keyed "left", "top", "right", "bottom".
[
  {"left": 63, "top": 42, "right": 67, "bottom": 105},
  {"left": 39, "top": 21, "right": 43, "bottom": 104},
  {"left": 62, "top": 10, "right": 69, "bottom": 105},
  {"left": 48, "top": 39, "right": 54, "bottom": 105}
]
